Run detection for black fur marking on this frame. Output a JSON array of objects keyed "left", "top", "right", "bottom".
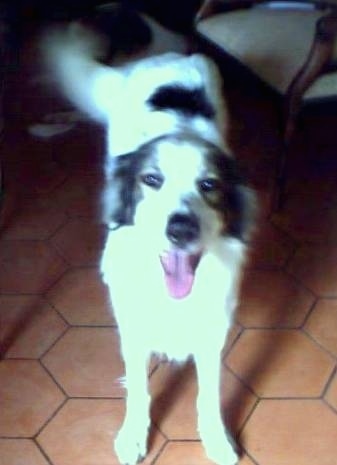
[
  {"left": 147, "top": 85, "right": 215, "bottom": 119},
  {"left": 226, "top": 185, "right": 254, "bottom": 240},
  {"left": 110, "top": 151, "right": 146, "bottom": 227},
  {"left": 208, "top": 152, "right": 254, "bottom": 241}
]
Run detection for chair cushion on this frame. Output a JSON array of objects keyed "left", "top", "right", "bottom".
[
  {"left": 197, "top": 7, "right": 324, "bottom": 93},
  {"left": 305, "top": 71, "right": 337, "bottom": 99}
]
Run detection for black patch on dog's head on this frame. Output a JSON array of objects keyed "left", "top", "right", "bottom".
[
  {"left": 147, "top": 85, "right": 215, "bottom": 119},
  {"left": 207, "top": 151, "right": 256, "bottom": 241},
  {"left": 109, "top": 151, "right": 146, "bottom": 227}
]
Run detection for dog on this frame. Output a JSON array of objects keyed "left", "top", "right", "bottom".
[{"left": 42, "top": 5, "right": 256, "bottom": 465}]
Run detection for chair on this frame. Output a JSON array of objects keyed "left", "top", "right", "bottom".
[{"left": 194, "top": 0, "right": 337, "bottom": 208}]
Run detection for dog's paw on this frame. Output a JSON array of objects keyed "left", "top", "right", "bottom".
[{"left": 114, "top": 428, "right": 147, "bottom": 465}]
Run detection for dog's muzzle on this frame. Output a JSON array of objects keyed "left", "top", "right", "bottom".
[
  {"left": 160, "top": 213, "right": 202, "bottom": 300},
  {"left": 166, "top": 213, "right": 200, "bottom": 248}
]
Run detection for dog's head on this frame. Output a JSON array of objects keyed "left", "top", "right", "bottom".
[{"left": 106, "top": 133, "right": 255, "bottom": 298}]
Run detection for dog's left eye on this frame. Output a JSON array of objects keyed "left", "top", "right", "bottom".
[
  {"left": 198, "top": 178, "right": 221, "bottom": 193},
  {"left": 141, "top": 173, "right": 164, "bottom": 189}
]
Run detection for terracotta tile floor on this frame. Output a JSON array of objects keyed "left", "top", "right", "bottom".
[{"left": 1, "top": 56, "right": 337, "bottom": 465}]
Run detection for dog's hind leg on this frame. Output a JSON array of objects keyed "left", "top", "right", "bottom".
[
  {"left": 195, "top": 350, "right": 238, "bottom": 465},
  {"left": 115, "top": 346, "right": 151, "bottom": 465}
]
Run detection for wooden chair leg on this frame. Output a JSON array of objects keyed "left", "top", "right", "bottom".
[
  {"left": 273, "top": 105, "right": 297, "bottom": 211},
  {"left": 273, "top": 142, "right": 289, "bottom": 210},
  {"left": 0, "top": 162, "right": 3, "bottom": 209}
]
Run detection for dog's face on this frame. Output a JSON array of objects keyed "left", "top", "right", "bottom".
[{"left": 108, "top": 133, "right": 254, "bottom": 298}]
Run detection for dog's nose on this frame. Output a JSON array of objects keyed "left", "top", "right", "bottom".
[{"left": 166, "top": 213, "right": 200, "bottom": 247}]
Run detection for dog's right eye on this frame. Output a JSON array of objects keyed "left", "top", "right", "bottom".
[
  {"left": 141, "top": 173, "right": 164, "bottom": 189},
  {"left": 198, "top": 178, "right": 221, "bottom": 193}
]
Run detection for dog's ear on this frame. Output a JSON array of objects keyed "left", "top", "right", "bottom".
[
  {"left": 226, "top": 184, "right": 257, "bottom": 242},
  {"left": 210, "top": 153, "right": 257, "bottom": 242},
  {"left": 103, "top": 152, "right": 144, "bottom": 229}
]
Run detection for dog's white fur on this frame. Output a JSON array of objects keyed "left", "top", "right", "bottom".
[{"left": 43, "top": 10, "right": 255, "bottom": 465}]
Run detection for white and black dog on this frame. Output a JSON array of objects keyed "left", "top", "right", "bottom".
[{"left": 42, "top": 5, "right": 255, "bottom": 465}]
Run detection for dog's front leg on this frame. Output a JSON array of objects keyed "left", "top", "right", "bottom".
[
  {"left": 115, "top": 347, "right": 151, "bottom": 465},
  {"left": 195, "top": 350, "right": 238, "bottom": 465}
]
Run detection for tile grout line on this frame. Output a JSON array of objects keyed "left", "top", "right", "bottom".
[
  {"left": 150, "top": 438, "right": 169, "bottom": 465},
  {"left": 33, "top": 396, "right": 68, "bottom": 440},
  {"left": 38, "top": 358, "right": 69, "bottom": 398},
  {"left": 34, "top": 437, "right": 54, "bottom": 465},
  {"left": 38, "top": 326, "right": 70, "bottom": 362},
  {"left": 299, "top": 296, "right": 319, "bottom": 328},
  {"left": 301, "top": 326, "right": 337, "bottom": 362},
  {"left": 321, "top": 364, "right": 337, "bottom": 399}
]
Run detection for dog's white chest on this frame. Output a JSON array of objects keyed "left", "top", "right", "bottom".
[{"left": 101, "top": 228, "right": 238, "bottom": 361}]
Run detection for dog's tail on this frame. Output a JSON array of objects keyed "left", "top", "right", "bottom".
[
  {"left": 40, "top": 3, "right": 187, "bottom": 127},
  {"left": 41, "top": 23, "right": 123, "bottom": 123}
]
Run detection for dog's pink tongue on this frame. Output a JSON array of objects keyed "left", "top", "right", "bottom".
[{"left": 160, "top": 250, "right": 195, "bottom": 299}]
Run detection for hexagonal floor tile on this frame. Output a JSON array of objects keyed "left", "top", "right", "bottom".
[
  {"left": 42, "top": 327, "right": 124, "bottom": 397},
  {"left": 288, "top": 245, "right": 337, "bottom": 297},
  {"left": 304, "top": 299, "right": 337, "bottom": 357},
  {"left": 272, "top": 201, "right": 337, "bottom": 244},
  {"left": 241, "top": 399, "right": 337, "bottom": 465},
  {"left": 37, "top": 398, "right": 165, "bottom": 465},
  {"left": 248, "top": 220, "right": 295, "bottom": 269},
  {"left": 221, "top": 368, "right": 258, "bottom": 436},
  {"left": 226, "top": 329, "right": 334, "bottom": 397},
  {"left": 0, "top": 439, "right": 49, "bottom": 465},
  {"left": 46, "top": 268, "right": 115, "bottom": 326},
  {"left": 0, "top": 196, "right": 67, "bottom": 240},
  {"left": 4, "top": 135, "right": 67, "bottom": 196},
  {"left": 280, "top": 168, "right": 337, "bottom": 210},
  {"left": 325, "top": 372, "right": 337, "bottom": 411},
  {"left": 0, "top": 295, "right": 67, "bottom": 358},
  {"left": 238, "top": 455, "right": 256, "bottom": 465},
  {"left": 50, "top": 219, "right": 108, "bottom": 266},
  {"left": 150, "top": 362, "right": 257, "bottom": 440},
  {"left": 150, "top": 363, "right": 198, "bottom": 440},
  {"left": 50, "top": 173, "right": 104, "bottom": 219},
  {"left": 46, "top": 123, "right": 105, "bottom": 172},
  {"left": 154, "top": 441, "right": 254, "bottom": 465},
  {"left": 11, "top": 151, "right": 68, "bottom": 196},
  {"left": 238, "top": 269, "right": 314, "bottom": 328},
  {"left": 29, "top": 161, "right": 68, "bottom": 196},
  {"left": 0, "top": 240, "right": 68, "bottom": 293},
  {"left": 154, "top": 441, "right": 216, "bottom": 465},
  {"left": 223, "top": 323, "right": 242, "bottom": 356},
  {"left": 0, "top": 360, "right": 65, "bottom": 436}
]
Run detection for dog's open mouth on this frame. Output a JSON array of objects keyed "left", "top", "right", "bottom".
[{"left": 160, "top": 250, "right": 202, "bottom": 299}]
